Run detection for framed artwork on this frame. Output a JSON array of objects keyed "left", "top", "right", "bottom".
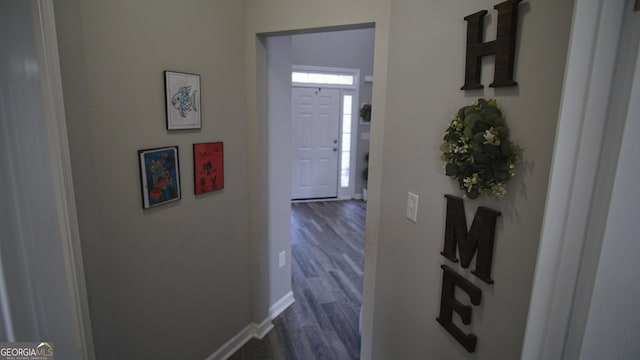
[
  {"left": 138, "top": 146, "right": 181, "bottom": 209},
  {"left": 164, "top": 71, "right": 201, "bottom": 130},
  {"left": 193, "top": 142, "right": 224, "bottom": 195}
]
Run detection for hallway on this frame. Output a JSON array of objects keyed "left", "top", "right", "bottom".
[{"left": 230, "top": 200, "right": 366, "bottom": 359}]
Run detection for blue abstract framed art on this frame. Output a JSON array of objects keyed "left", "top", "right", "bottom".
[{"left": 138, "top": 146, "right": 181, "bottom": 209}]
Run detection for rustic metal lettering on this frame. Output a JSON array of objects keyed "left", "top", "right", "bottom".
[
  {"left": 441, "top": 195, "right": 501, "bottom": 284},
  {"left": 436, "top": 264, "right": 482, "bottom": 353},
  {"left": 461, "top": 0, "right": 522, "bottom": 90}
]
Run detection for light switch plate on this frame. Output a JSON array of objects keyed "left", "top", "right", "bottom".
[
  {"left": 279, "top": 251, "right": 286, "bottom": 268},
  {"left": 406, "top": 192, "right": 419, "bottom": 223}
]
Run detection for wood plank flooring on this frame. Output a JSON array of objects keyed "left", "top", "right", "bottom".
[{"left": 229, "top": 200, "right": 366, "bottom": 360}]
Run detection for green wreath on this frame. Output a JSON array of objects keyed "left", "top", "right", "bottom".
[
  {"left": 360, "top": 103, "right": 371, "bottom": 123},
  {"left": 440, "top": 98, "right": 523, "bottom": 199}
]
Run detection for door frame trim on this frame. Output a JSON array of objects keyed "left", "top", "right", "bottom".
[
  {"left": 35, "top": 1, "right": 95, "bottom": 357},
  {"left": 521, "top": 0, "right": 631, "bottom": 358}
]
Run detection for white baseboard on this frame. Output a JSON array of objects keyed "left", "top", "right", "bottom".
[
  {"left": 292, "top": 196, "right": 364, "bottom": 203},
  {"left": 250, "top": 317, "right": 274, "bottom": 340},
  {"left": 204, "top": 318, "right": 272, "bottom": 360},
  {"left": 204, "top": 292, "right": 295, "bottom": 360},
  {"left": 204, "top": 323, "right": 255, "bottom": 360},
  {"left": 269, "top": 291, "right": 295, "bottom": 319},
  {"left": 292, "top": 198, "right": 340, "bottom": 203}
]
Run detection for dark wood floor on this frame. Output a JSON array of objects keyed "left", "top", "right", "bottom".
[{"left": 229, "top": 200, "right": 366, "bottom": 360}]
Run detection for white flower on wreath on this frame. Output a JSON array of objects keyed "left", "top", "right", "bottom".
[
  {"left": 452, "top": 119, "right": 463, "bottom": 131},
  {"left": 483, "top": 128, "right": 500, "bottom": 146},
  {"left": 463, "top": 173, "right": 479, "bottom": 192}
]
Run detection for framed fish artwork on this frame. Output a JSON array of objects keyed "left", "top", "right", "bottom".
[
  {"left": 138, "top": 146, "right": 181, "bottom": 209},
  {"left": 193, "top": 142, "right": 224, "bottom": 195},
  {"left": 164, "top": 71, "right": 201, "bottom": 130}
]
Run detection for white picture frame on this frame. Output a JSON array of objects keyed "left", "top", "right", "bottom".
[{"left": 164, "top": 71, "right": 201, "bottom": 130}]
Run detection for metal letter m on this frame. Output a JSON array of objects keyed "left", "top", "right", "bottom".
[{"left": 441, "top": 195, "right": 501, "bottom": 284}]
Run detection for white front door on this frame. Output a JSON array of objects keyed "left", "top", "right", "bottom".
[{"left": 291, "top": 87, "right": 340, "bottom": 199}]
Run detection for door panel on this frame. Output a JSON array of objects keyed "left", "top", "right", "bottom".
[{"left": 292, "top": 87, "right": 340, "bottom": 199}]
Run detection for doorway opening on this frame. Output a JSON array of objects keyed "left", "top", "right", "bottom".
[
  {"left": 234, "top": 25, "right": 375, "bottom": 359},
  {"left": 282, "top": 28, "right": 374, "bottom": 358}
]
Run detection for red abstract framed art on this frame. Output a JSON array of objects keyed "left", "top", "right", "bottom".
[{"left": 193, "top": 142, "right": 224, "bottom": 195}]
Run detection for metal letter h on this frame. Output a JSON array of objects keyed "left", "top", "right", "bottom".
[{"left": 461, "top": 0, "right": 522, "bottom": 90}]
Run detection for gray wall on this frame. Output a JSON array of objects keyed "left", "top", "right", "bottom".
[
  {"left": 370, "top": 0, "right": 574, "bottom": 359},
  {"left": 48, "top": 0, "right": 577, "bottom": 358},
  {"left": 291, "top": 28, "right": 375, "bottom": 195},
  {"left": 54, "top": 0, "right": 251, "bottom": 359},
  {"left": 252, "top": 3, "right": 575, "bottom": 358},
  {"left": 266, "top": 36, "right": 294, "bottom": 307}
]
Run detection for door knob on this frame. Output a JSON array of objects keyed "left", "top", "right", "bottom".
[
  {"left": 333, "top": 139, "right": 338, "bottom": 144},
  {"left": 333, "top": 147, "right": 338, "bottom": 152}
]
